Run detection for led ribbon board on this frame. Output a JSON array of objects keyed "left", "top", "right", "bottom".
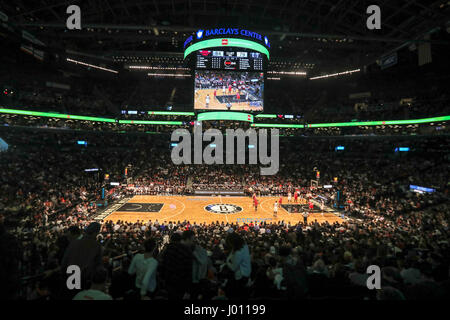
[
  {"left": 305, "top": 116, "right": 450, "bottom": 128},
  {"left": 1, "top": 108, "right": 448, "bottom": 128},
  {"left": 0, "top": 108, "right": 116, "bottom": 122},
  {"left": 119, "top": 120, "right": 183, "bottom": 125},
  {"left": 255, "top": 114, "right": 277, "bottom": 118},
  {"left": 252, "top": 115, "right": 450, "bottom": 128},
  {"left": 148, "top": 111, "right": 195, "bottom": 116},
  {"left": 184, "top": 38, "right": 270, "bottom": 60},
  {"left": 197, "top": 112, "right": 254, "bottom": 122},
  {"left": 252, "top": 123, "right": 305, "bottom": 128}
]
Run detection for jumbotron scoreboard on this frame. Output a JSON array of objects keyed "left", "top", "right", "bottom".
[{"left": 184, "top": 28, "right": 270, "bottom": 112}]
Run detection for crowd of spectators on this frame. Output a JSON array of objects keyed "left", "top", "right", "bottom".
[
  {"left": 0, "top": 128, "right": 448, "bottom": 300},
  {"left": 1, "top": 17, "right": 449, "bottom": 302}
]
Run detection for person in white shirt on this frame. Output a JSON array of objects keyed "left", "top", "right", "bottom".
[
  {"left": 205, "top": 95, "right": 210, "bottom": 108},
  {"left": 225, "top": 233, "right": 251, "bottom": 299},
  {"left": 273, "top": 201, "right": 278, "bottom": 218},
  {"left": 73, "top": 268, "right": 112, "bottom": 300},
  {"left": 287, "top": 192, "right": 292, "bottom": 203},
  {"left": 128, "top": 238, "right": 159, "bottom": 299}
]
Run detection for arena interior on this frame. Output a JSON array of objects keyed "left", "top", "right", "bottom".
[{"left": 0, "top": 0, "right": 449, "bottom": 306}]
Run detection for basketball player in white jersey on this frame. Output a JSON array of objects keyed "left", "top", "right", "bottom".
[
  {"left": 273, "top": 201, "right": 278, "bottom": 218},
  {"left": 222, "top": 85, "right": 226, "bottom": 95},
  {"left": 287, "top": 191, "right": 292, "bottom": 203},
  {"left": 205, "top": 94, "right": 210, "bottom": 109}
]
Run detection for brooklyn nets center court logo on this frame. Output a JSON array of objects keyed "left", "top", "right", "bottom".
[{"left": 204, "top": 204, "right": 243, "bottom": 214}]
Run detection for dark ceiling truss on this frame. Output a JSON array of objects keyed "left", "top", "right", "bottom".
[
  {"left": 5, "top": 1, "right": 449, "bottom": 38},
  {"left": 1, "top": 0, "right": 448, "bottom": 71},
  {"left": 2, "top": 1, "right": 446, "bottom": 25}
]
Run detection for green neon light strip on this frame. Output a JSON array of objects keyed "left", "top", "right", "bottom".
[
  {"left": 197, "top": 111, "right": 254, "bottom": 122},
  {"left": 252, "top": 115, "right": 450, "bottom": 128},
  {"left": 307, "top": 115, "right": 450, "bottom": 128},
  {"left": 255, "top": 114, "right": 277, "bottom": 118},
  {"left": 119, "top": 120, "right": 183, "bottom": 125},
  {"left": 1, "top": 108, "right": 448, "bottom": 127},
  {"left": 184, "top": 38, "right": 270, "bottom": 60},
  {"left": 252, "top": 123, "right": 305, "bottom": 128},
  {"left": 0, "top": 108, "right": 116, "bottom": 122},
  {"left": 148, "top": 111, "right": 195, "bottom": 116}
]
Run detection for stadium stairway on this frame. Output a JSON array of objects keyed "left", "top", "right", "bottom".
[{"left": 186, "top": 176, "right": 194, "bottom": 189}]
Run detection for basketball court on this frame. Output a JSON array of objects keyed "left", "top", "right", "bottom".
[
  {"left": 103, "top": 195, "right": 344, "bottom": 225},
  {"left": 194, "top": 88, "right": 263, "bottom": 111}
]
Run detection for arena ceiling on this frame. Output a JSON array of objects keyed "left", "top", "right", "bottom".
[{"left": 1, "top": 0, "right": 449, "bottom": 71}]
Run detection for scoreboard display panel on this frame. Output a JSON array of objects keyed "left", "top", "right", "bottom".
[
  {"left": 185, "top": 31, "right": 269, "bottom": 112},
  {"left": 194, "top": 70, "right": 264, "bottom": 111},
  {"left": 196, "top": 49, "right": 264, "bottom": 71}
]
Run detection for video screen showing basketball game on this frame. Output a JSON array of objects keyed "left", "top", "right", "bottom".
[{"left": 194, "top": 70, "right": 264, "bottom": 111}]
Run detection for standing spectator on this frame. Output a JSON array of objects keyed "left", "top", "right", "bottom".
[
  {"left": 128, "top": 238, "right": 158, "bottom": 299},
  {"left": 160, "top": 231, "right": 194, "bottom": 299},
  {"left": 192, "top": 239, "right": 209, "bottom": 299},
  {"left": 274, "top": 246, "right": 308, "bottom": 299},
  {"left": 61, "top": 222, "right": 103, "bottom": 291},
  {"left": 225, "top": 233, "right": 251, "bottom": 299}
]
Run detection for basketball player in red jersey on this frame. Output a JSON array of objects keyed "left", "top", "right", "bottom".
[
  {"left": 294, "top": 190, "right": 298, "bottom": 203},
  {"left": 253, "top": 197, "right": 258, "bottom": 212},
  {"left": 213, "top": 89, "right": 217, "bottom": 101},
  {"left": 236, "top": 91, "right": 240, "bottom": 103},
  {"left": 228, "top": 84, "right": 232, "bottom": 94},
  {"left": 279, "top": 195, "right": 282, "bottom": 206}
]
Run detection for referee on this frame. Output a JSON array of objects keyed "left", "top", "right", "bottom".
[{"left": 303, "top": 211, "right": 308, "bottom": 225}]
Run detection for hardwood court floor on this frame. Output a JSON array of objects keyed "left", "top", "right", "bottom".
[
  {"left": 194, "top": 88, "right": 262, "bottom": 111},
  {"left": 104, "top": 195, "right": 344, "bottom": 225}
]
